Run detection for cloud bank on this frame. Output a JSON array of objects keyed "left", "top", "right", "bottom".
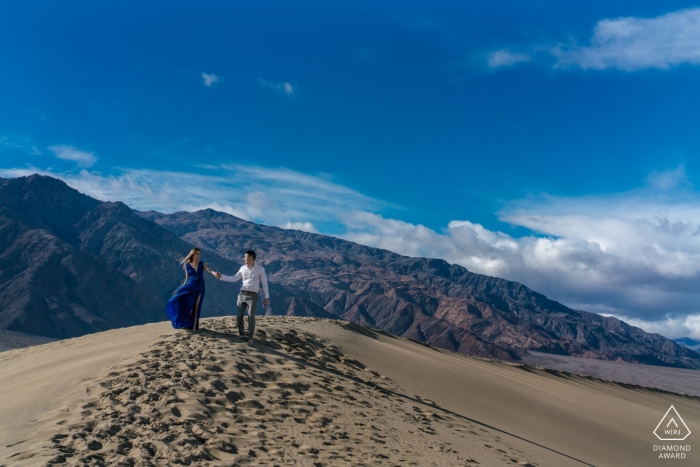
[{"left": 2, "top": 163, "right": 700, "bottom": 340}]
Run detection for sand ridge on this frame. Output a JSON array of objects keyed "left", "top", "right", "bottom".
[{"left": 5, "top": 317, "right": 538, "bottom": 466}]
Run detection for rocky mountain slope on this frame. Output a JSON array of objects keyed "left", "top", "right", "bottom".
[
  {"left": 140, "top": 208, "right": 700, "bottom": 369},
  {"left": 0, "top": 175, "right": 240, "bottom": 338}
]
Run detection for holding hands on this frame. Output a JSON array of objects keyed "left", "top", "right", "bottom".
[{"left": 216, "top": 253, "right": 270, "bottom": 309}]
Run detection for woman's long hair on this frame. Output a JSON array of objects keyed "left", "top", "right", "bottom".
[{"left": 181, "top": 248, "right": 201, "bottom": 265}]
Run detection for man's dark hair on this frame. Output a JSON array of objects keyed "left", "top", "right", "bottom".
[{"left": 245, "top": 250, "right": 256, "bottom": 260}]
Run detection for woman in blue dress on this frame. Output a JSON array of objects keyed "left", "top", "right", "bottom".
[{"left": 166, "top": 248, "right": 219, "bottom": 330}]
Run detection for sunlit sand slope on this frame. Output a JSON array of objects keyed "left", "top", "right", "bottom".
[
  {"left": 301, "top": 319, "right": 700, "bottom": 467},
  {"left": 1, "top": 317, "right": 698, "bottom": 466}
]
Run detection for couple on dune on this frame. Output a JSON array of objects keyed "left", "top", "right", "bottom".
[{"left": 165, "top": 248, "right": 270, "bottom": 344}]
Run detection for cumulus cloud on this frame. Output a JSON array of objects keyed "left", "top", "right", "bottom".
[
  {"left": 487, "top": 49, "right": 531, "bottom": 68},
  {"left": 553, "top": 8, "right": 700, "bottom": 70},
  {"left": 606, "top": 314, "right": 700, "bottom": 341},
  {"left": 202, "top": 73, "right": 220, "bottom": 87},
  {"left": 259, "top": 79, "right": 295, "bottom": 96},
  {"left": 48, "top": 145, "right": 97, "bottom": 167},
  {"left": 283, "top": 221, "right": 318, "bottom": 233}
]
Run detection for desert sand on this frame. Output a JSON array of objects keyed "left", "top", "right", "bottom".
[{"left": 1, "top": 316, "right": 698, "bottom": 466}]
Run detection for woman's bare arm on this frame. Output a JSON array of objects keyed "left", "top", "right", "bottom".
[{"left": 203, "top": 262, "right": 218, "bottom": 277}]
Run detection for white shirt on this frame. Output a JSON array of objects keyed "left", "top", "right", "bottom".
[{"left": 220, "top": 263, "right": 270, "bottom": 299}]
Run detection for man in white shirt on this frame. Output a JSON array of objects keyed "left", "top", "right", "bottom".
[{"left": 216, "top": 250, "right": 270, "bottom": 344}]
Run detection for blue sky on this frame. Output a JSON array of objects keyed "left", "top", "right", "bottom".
[{"left": 3, "top": 1, "right": 700, "bottom": 339}]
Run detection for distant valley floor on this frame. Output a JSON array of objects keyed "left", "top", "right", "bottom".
[
  {"left": 0, "top": 330, "right": 58, "bottom": 352},
  {"left": 522, "top": 350, "right": 700, "bottom": 397}
]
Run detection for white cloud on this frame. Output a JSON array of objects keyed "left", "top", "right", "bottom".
[
  {"left": 0, "top": 164, "right": 384, "bottom": 236},
  {"left": 487, "top": 49, "right": 530, "bottom": 68},
  {"left": 554, "top": 8, "right": 700, "bottom": 70},
  {"left": 283, "top": 221, "right": 318, "bottom": 233},
  {"left": 202, "top": 73, "right": 220, "bottom": 87},
  {"left": 259, "top": 79, "right": 295, "bottom": 97},
  {"left": 48, "top": 145, "right": 97, "bottom": 167},
  {"left": 604, "top": 314, "right": 700, "bottom": 340},
  {"left": 488, "top": 8, "right": 700, "bottom": 72}
]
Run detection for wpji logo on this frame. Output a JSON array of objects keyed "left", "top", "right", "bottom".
[
  {"left": 652, "top": 406, "right": 692, "bottom": 460},
  {"left": 654, "top": 406, "right": 691, "bottom": 441}
]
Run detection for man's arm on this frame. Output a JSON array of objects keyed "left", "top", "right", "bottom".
[
  {"left": 260, "top": 268, "right": 270, "bottom": 306},
  {"left": 219, "top": 269, "right": 242, "bottom": 283}
]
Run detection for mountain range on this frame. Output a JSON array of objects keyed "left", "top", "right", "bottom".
[
  {"left": 2, "top": 174, "right": 699, "bottom": 369},
  {"left": 0, "top": 175, "right": 239, "bottom": 338}
]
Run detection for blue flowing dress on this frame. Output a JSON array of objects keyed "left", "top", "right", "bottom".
[{"left": 166, "top": 261, "right": 205, "bottom": 330}]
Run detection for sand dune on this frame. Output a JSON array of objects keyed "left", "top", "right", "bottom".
[{"left": 1, "top": 317, "right": 698, "bottom": 466}]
